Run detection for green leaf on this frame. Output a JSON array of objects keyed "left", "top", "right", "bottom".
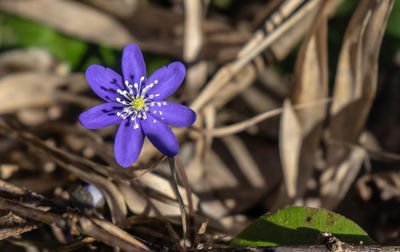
[
  {"left": 1, "top": 14, "right": 88, "bottom": 70},
  {"left": 213, "top": 0, "right": 232, "bottom": 9},
  {"left": 231, "top": 206, "right": 374, "bottom": 246},
  {"left": 145, "top": 54, "right": 170, "bottom": 76},
  {"left": 1, "top": 14, "right": 119, "bottom": 72},
  {"left": 386, "top": 0, "right": 400, "bottom": 38}
]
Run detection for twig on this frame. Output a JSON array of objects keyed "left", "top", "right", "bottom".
[
  {"left": 0, "top": 197, "right": 149, "bottom": 252},
  {"left": 0, "top": 212, "right": 38, "bottom": 241},
  {"left": 183, "top": 0, "right": 203, "bottom": 63},
  {"left": 327, "top": 137, "right": 400, "bottom": 164},
  {"left": 54, "top": 237, "right": 96, "bottom": 252},
  {"left": 190, "top": 0, "right": 320, "bottom": 112},
  {"left": 205, "top": 98, "right": 332, "bottom": 137}
]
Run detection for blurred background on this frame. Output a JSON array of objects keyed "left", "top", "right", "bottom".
[{"left": 1, "top": 0, "right": 400, "bottom": 250}]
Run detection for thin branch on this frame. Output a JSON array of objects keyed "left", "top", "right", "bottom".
[
  {"left": 206, "top": 98, "right": 332, "bottom": 137},
  {"left": 0, "top": 197, "right": 149, "bottom": 252},
  {"left": 190, "top": 0, "right": 320, "bottom": 112}
]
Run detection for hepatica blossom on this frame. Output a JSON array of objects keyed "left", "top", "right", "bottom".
[{"left": 79, "top": 44, "right": 196, "bottom": 167}]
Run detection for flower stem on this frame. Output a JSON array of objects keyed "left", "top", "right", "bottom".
[
  {"left": 168, "top": 156, "right": 188, "bottom": 248},
  {"left": 175, "top": 156, "right": 196, "bottom": 246}
]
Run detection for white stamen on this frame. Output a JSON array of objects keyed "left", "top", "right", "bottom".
[
  {"left": 117, "top": 89, "right": 133, "bottom": 101},
  {"left": 133, "top": 83, "right": 139, "bottom": 94},
  {"left": 116, "top": 98, "right": 128, "bottom": 105},
  {"left": 133, "top": 121, "right": 139, "bottom": 129},
  {"left": 141, "top": 83, "right": 154, "bottom": 97},
  {"left": 115, "top": 76, "right": 165, "bottom": 128}
]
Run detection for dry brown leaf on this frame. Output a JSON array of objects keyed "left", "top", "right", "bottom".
[
  {"left": 321, "top": 147, "right": 366, "bottom": 208},
  {"left": 279, "top": 99, "right": 302, "bottom": 198},
  {"left": 0, "top": 212, "right": 37, "bottom": 241},
  {"left": 0, "top": 48, "right": 55, "bottom": 75},
  {"left": 139, "top": 172, "right": 200, "bottom": 211},
  {"left": 241, "top": 86, "right": 280, "bottom": 114},
  {"left": 221, "top": 135, "right": 265, "bottom": 188},
  {"left": 177, "top": 141, "right": 203, "bottom": 185},
  {"left": 89, "top": 217, "right": 149, "bottom": 251},
  {"left": 118, "top": 182, "right": 148, "bottom": 215},
  {"left": 278, "top": 0, "right": 335, "bottom": 200},
  {"left": 0, "top": 72, "right": 64, "bottom": 114},
  {"left": 268, "top": 0, "right": 318, "bottom": 61},
  {"left": 0, "top": 0, "right": 135, "bottom": 48},
  {"left": 212, "top": 64, "right": 256, "bottom": 109},
  {"left": 190, "top": 0, "right": 322, "bottom": 112},
  {"left": 185, "top": 61, "right": 208, "bottom": 100},
  {"left": 191, "top": 150, "right": 238, "bottom": 219},
  {"left": 81, "top": 0, "right": 138, "bottom": 18},
  {"left": 292, "top": 2, "right": 329, "bottom": 133},
  {"left": 0, "top": 123, "right": 128, "bottom": 226},
  {"left": 328, "top": 0, "right": 394, "bottom": 164}
]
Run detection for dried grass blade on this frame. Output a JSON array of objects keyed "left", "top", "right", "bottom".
[
  {"left": 206, "top": 98, "right": 331, "bottom": 137},
  {"left": 328, "top": 0, "right": 395, "bottom": 164},
  {"left": 0, "top": 197, "right": 149, "bottom": 251},
  {"left": 321, "top": 148, "right": 366, "bottom": 208},
  {"left": 279, "top": 0, "right": 335, "bottom": 199},
  {"left": 221, "top": 135, "right": 265, "bottom": 188},
  {"left": 279, "top": 99, "right": 302, "bottom": 198},
  {"left": 190, "top": 0, "right": 321, "bottom": 112},
  {"left": 0, "top": 123, "right": 128, "bottom": 227}
]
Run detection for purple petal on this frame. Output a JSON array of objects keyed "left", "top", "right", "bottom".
[
  {"left": 114, "top": 120, "right": 144, "bottom": 167},
  {"left": 149, "top": 101, "right": 196, "bottom": 127},
  {"left": 141, "top": 115, "right": 179, "bottom": 156},
  {"left": 122, "top": 44, "right": 146, "bottom": 88},
  {"left": 86, "top": 65, "right": 123, "bottom": 102},
  {"left": 145, "top": 62, "right": 186, "bottom": 100},
  {"left": 79, "top": 102, "right": 123, "bottom": 129}
]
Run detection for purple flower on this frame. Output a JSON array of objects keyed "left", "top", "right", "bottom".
[{"left": 79, "top": 44, "right": 196, "bottom": 167}]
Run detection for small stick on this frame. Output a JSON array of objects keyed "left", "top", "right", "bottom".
[
  {"left": 206, "top": 98, "right": 332, "bottom": 137},
  {"left": 168, "top": 157, "right": 188, "bottom": 249}
]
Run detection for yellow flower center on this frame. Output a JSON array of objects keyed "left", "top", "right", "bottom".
[{"left": 131, "top": 97, "right": 145, "bottom": 110}]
